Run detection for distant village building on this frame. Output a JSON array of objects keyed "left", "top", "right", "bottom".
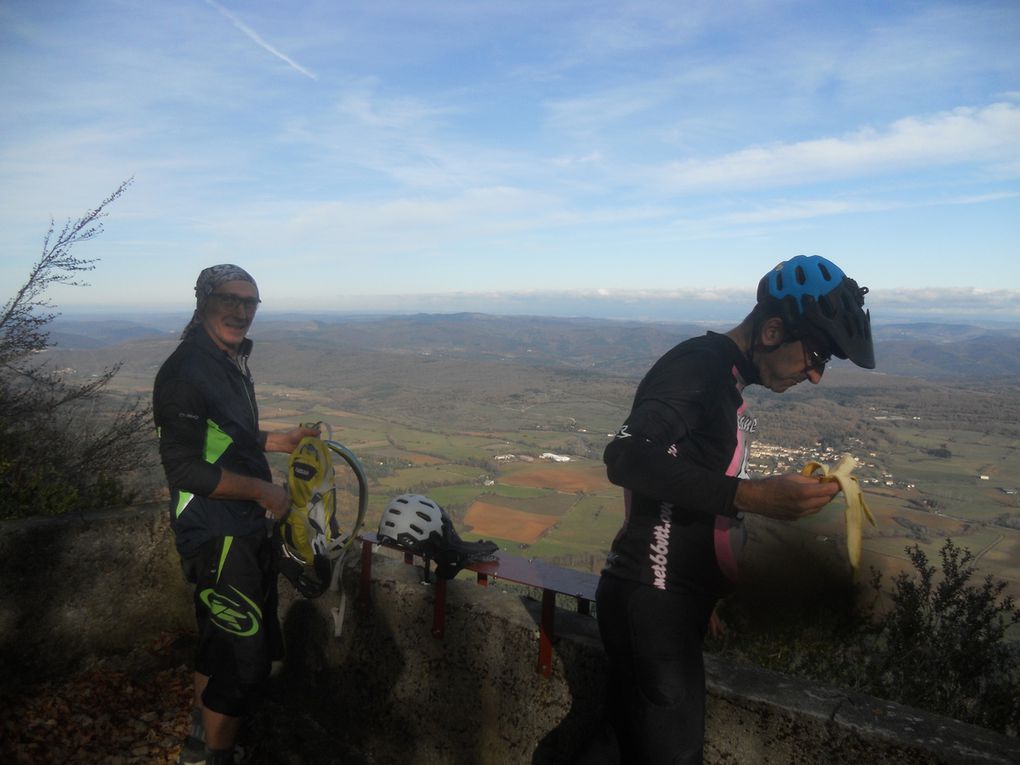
[{"left": 541, "top": 452, "right": 571, "bottom": 462}]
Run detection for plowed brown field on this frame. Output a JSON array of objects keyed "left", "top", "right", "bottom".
[
  {"left": 501, "top": 463, "right": 612, "bottom": 493},
  {"left": 465, "top": 501, "right": 559, "bottom": 543}
]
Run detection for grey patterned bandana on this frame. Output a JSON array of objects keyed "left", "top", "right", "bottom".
[{"left": 181, "top": 264, "right": 258, "bottom": 339}]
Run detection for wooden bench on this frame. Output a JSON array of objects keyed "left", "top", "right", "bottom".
[{"left": 357, "top": 532, "right": 599, "bottom": 677}]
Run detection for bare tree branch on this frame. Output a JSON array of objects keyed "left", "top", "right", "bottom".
[
  {"left": 0, "top": 179, "right": 153, "bottom": 519},
  {"left": 0, "top": 178, "right": 133, "bottom": 367}
]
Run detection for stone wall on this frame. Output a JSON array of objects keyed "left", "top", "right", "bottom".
[
  {"left": 1, "top": 506, "right": 1017, "bottom": 764},
  {"left": 0, "top": 504, "right": 193, "bottom": 683}
]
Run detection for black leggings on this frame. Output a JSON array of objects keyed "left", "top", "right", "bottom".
[{"left": 593, "top": 575, "right": 716, "bottom": 765}]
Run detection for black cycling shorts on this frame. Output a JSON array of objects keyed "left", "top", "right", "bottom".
[
  {"left": 595, "top": 574, "right": 716, "bottom": 765},
  {"left": 182, "top": 529, "right": 284, "bottom": 717}
]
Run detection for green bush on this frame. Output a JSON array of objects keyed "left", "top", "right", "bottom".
[
  {"left": 863, "top": 539, "right": 1020, "bottom": 733},
  {"left": 0, "top": 426, "right": 141, "bottom": 520},
  {"left": 710, "top": 538, "right": 1020, "bottom": 735}
]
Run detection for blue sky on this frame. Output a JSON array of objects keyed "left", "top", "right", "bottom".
[{"left": 1, "top": 0, "right": 1018, "bottom": 322}]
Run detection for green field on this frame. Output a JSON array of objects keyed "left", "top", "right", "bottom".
[
  {"left": 267, "top": 405, "right": 1020, "bottom": 613},
  {"left": 66, "top": 324, "right": 1020, "bottom": 615},
  {"left": 191, "top": 380, "right": 1020, "bottom": 616}
]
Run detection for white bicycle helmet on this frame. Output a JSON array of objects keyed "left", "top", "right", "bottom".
[
  {"left": 378, "top": 493, "right": 499, "bottom": 579},
  {"left": 378, "top": 494, "right": 445, "bottom": 554}
]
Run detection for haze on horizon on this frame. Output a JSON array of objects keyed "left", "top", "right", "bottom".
[
  {"left": 52, "top": 285, "right": 1020, "bottom": 327},
  {"left": 1, "top": 1, "right": 1018, "bottom": 319}
]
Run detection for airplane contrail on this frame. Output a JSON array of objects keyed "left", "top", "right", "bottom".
[{"left": 203, "top": 0, "right": 317, "bottom": 80}]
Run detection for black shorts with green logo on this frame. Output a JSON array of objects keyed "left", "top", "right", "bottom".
[{"left": 182, "top": 528, "right": 284, "bottom": 717}]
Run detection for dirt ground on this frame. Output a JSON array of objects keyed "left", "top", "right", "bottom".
[{"left": 0, "top": 632, "right": 374, "bottom": 765}]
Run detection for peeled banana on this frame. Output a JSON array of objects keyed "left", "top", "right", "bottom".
[{"left": 801, "top": 454, "right": 876, "bottom": 578}]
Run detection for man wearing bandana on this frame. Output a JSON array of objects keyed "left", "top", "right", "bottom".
[{"left": 153, "top": 265, "right": 318, "bottom": 764}]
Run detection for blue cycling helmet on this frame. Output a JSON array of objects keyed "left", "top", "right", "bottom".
[{"left": 756, "top": 255, "right": 875, "bottom": 369}]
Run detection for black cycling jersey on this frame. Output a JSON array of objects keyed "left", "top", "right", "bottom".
[
  {"left": 153, "top": 325, "right": 272, "bottom": 556},
  {"left": 602, "top": 331, "right": 757, "bottom": 598}
]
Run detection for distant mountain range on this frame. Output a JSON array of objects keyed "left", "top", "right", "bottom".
[
  {"left": 46, "top": 313, "right": 1020, "bottom": 381},
  {"left": 48, "top": 319, "right": 177, "bottom": 349}
]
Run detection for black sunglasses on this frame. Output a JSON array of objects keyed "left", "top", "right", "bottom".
[
  {"left": 210, "top": 292, "right": 261, "bottom": 311},
  {"left": 803, "top": 339, "right": 831, "bottom": 373}
]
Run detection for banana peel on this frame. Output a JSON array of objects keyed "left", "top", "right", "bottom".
[{"left": 801, "top": 454, "right": 876, "bottom": 579}]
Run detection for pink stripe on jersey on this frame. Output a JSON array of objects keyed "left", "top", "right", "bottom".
[{"left": 715, "top": 369, "right": 750, "bottom": 584}]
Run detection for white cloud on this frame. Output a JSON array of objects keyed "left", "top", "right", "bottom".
[
  {"left": 655, "top": 103, "right": 1020, "bottom": 192},
  {"left": 946, "top": 191, "right": 1020, "bottom": 206},
  {"left": 714, "top": 200, "right": 880, "bottom": 226},
  {"left": 544, "top": 78, "right": 691, "bottom": 138},
  {"left": 336, "top": 91, "right": 452, "bottom": 130},
  {"left": 550, "top": 151, "right": 604, "bottom": 167},
  {"left": 870, "top": 288, "right": 1020, "bottom": 319},
  {"left": 704, "top": 189, "right": 1020, "bottom": 227}
]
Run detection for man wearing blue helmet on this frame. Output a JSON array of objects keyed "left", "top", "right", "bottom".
[
  {"left": 754, "top": 255, "right": 875, "bottom": 372},
  {"left": 587, "top": 256, "right": 875, "bottom": 764}
]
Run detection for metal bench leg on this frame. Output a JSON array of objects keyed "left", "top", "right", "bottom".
[
  {"left": 432, "top": 577, "right": 447, "bottom": 638},
  {"left": 358, "top": 539, "right": 374, "bottom": 610},
  {"left": 538, "top": 588, "right": 555, "bottom": 677}
]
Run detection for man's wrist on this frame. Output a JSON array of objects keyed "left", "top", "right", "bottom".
[{"left": 732, "top": 478, "right": 759, "bottom": 514}]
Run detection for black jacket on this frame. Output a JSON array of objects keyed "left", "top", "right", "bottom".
[
  {"left": 153, "top": 325, "right": 271, "bottom": 556},
  {"left": 602, "top": 332, "right": 756, "bottom": 598}
]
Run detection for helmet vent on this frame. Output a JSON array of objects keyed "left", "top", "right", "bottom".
[
  {"left": 795, "top": 265, "right": 806, "bottom": 285},
  {"left": 818, "top": 262, "right": 832, "bottom": 281},
  {"left": 819, "top": 294, "right": 836, "bottom": 319},
  {"left": 416, "top": 510, "right": 434, "bottom": 522}
]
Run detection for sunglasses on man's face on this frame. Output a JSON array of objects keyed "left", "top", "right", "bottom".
[
  {"left": 210, "top": 292, "right": 261, "bottom": 311},
  {"left": 803, "top": 340, "right": 831, "bottom": 373}
]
